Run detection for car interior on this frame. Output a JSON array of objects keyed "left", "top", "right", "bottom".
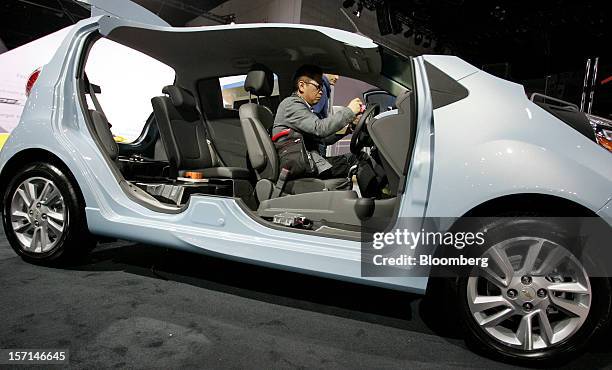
[{"left": 79, "top": 23, "right": 417, "bottom": 237}]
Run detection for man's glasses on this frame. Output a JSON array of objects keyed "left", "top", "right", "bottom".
[{"left": 302, "top": 80, "right": 323, "bottom": 92}]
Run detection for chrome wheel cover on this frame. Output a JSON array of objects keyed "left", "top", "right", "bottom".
[
  {"left": 10, "top": 176, "right": 67, "bottom": 253},
  {"left": 467, "top": 237, "right": 591, "bottom": 351}
]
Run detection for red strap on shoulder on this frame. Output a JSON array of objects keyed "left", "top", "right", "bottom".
[{"left": 271, "top": 129, "right": 291, "bottom": 142}]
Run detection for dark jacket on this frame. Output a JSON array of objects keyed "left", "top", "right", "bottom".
[
  {"left": 272, "top": 93, "right": 355, "bottom": 173},
  {"left": 312, "top": 75, "right": 331, "bottom": 119}
]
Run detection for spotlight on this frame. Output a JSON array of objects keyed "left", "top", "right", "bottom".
[
  {"left": 353, "top": 2, "right": 363, "bottom": 17},
  {"left": 414, "top": 33, "right": 423, "bottom": 45},
  {"left": 403, "top": 27, "right": 414, "bottom": 38},
  {"left": 342, "top": 0, "right": 355, "bottom": 8},
  {"left": 491, "top": 5, "right": 506, "bottom": 21}
]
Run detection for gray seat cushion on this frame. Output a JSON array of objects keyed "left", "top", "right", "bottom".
[{"left": 285, "top": 177, "right": 351, "bottom": 194}]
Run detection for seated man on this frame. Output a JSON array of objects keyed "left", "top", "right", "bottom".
[{"left": 272, "top": 65, "right": 363, "bottom": 179}]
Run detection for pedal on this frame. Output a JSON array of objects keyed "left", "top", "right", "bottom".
[{"left": 272, "top": 212, "right": 313, "bottom": 229}]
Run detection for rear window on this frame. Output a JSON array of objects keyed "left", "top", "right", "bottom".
[
  {"left": 84, "top": 38, "right": 175, "bottom": 142},
  {"left": 219, "top": 74, "right": 279, "bottom": 110}
]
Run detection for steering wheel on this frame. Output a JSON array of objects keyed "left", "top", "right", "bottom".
[{"left": 350, "top": 103, "right": 380, "bottom": 154}]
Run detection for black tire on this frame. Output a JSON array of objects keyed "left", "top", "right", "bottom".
[
  {"left": 455, "top": 218, "right": 612, "bottom": 365},
  {"left": 2, "top": 162, "right": 94, "bottom": 265}
]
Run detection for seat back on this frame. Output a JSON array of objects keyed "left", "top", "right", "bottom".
[
  {"left": 368, "top": 90, "right": 414, "bottom": 195},
  {"left": 239, "top": 64, "right": 278, "bottom": 181},
  {"left": 90, "top": 110, "right": 119, "bottom": 160},
  {"left": 197, "top": 78, "right": 248, "bottom": 168},
  {"left": 151, "top": 85, "right": 213, "bottom": 177}
]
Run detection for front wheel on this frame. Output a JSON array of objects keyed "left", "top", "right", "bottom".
[
  {"left": 456, "top": 218, "right": 611, "bottom": 364},
  {"left": 2, "top": 162, "right": 94, "bottom": 265}
]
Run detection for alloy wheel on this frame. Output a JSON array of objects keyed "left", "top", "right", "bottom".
[
  {"left": 9, "top": 176, "right": 67, "bottom": 253},
  {"left": 467, "top": 237, "right": 591, "bottom": 351}
]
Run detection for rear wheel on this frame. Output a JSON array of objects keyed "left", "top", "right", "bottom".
[
  {"left": 2, "top": 162, "right": 94, "bottom": 264},
  {"left": 456, "top": 218, "right": 611, "bottom": 364}
]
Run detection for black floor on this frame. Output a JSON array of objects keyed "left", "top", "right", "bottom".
[{"left": 1, "top": 231, "right": 611, "bottom": 369}]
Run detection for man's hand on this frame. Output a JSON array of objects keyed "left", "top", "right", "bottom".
[{"left": 347, "top": 98, "right": 363, "bottom": 115}]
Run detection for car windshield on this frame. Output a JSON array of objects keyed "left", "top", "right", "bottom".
[{"left": 378, "top": 45, "right": 413, "bottom": 90}]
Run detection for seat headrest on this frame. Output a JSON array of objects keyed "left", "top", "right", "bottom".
[
  {"left": 162, "top": 85, "right": 196, "bottom": 110},
  {"left": 244, "top": 64, "right": 274, "bottom": 97}
]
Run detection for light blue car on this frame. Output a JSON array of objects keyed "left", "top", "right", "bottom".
[{"left": 1, "top": 4, "right": 611, "bottom": 364}]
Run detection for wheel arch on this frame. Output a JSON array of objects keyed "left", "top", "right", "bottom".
[
  {"left": 0, "top": 149, "right": 86, "bottom": 209},
  {"left": 425, "top": 193, "right": 602, "bottom": 293},
  {"left": 461, "top": 193, "right": 599, "bottom": 218}
]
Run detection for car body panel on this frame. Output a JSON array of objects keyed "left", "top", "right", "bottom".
[
  {"left": 598, "top": 198, "right": 612, "bottom": 226},
  {"left": 419, "top": 55, "right": 479, "bottom": 81},
  {"left": 80, "top": 0, "right": 170, "bottom": 27},
  {"left": 394, "top": 57, "right": 434, "bottom": 222},
  {"left": 422, "top": 56, "right": 612, "bottom": 218}
]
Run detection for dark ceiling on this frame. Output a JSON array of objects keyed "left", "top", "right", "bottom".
[
  {"left": 0, "top": 0, "right": 227, "bottom": 50},
  {"left": 363, "top": 0, "right": 610, "bottom": 80},
  {"left": 347, "top": 0, "right": 611, "bottom": 116},
  {"left": 1, "top": 0, "right": 609, "bottom": 87},
  {"left": 0, "top": 0, "right": 89, "bottom": 50},
  {"left": 2, "top": 0, "right": 608, "bottom": 78}
]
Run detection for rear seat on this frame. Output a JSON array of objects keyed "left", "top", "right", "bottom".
[
  {"left": 197, "top": 78, "right": 248, "bottom": 169},
  {"left": 151, "top": 85, "right": 250, "bottom": 180},
  {"left": 90, "top": 110, "right": 119, "bottom": 161}
]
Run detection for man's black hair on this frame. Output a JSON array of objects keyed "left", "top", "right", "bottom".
[{"left": 293, "top": 64, "right": 323, "bottom": 91}]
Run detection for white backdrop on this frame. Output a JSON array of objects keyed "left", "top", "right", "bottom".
[
  {"left": 85, "top": 38, "right": 175, "bottom": 141},
  {"left": 0, "top": 26, "right": 175, "bottom": 142},
  {"left": 0, "top": 26, "right": 73, "bottom": 133}
]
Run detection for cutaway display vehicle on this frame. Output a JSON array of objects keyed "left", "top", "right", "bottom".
[{"left": 1, "top": 6, "right": 611, "bottom": 364}]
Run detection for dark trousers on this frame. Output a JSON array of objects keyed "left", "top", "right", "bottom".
[{"left": 318, "top": 153, "right": 358, "bottom": 179}]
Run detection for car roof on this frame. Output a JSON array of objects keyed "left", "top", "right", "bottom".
[
  {"left": 98, "top": 16, "right": 382, "bottom": 85},
  {"left": 81, "top": 0, "right": 171, "bottom": 27}
]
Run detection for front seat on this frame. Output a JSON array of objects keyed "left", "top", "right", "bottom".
[
  {"left": 238, "top": 64, "right": 350, "bottom": 201},
  {"left": 151, "top": 85, "right": 250, "bottom": 180}
]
